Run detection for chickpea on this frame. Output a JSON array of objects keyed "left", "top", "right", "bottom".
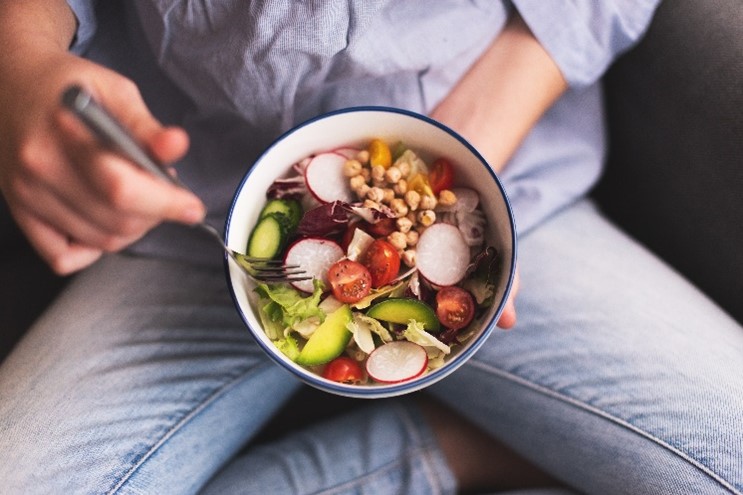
[
  {"left": 371, "top": 164, "right": 386, "bottom": 182},
  {"left": 404, "top": 190, "right": 421, "bottom": 211},
  {"left": 384, "top": 166, "right": 402, "bottom": 184},
  {"left": 417, "top": 209, "right": 436, "bottom": 227},
  {"left": 401, "top": 249, "right": 416, "bottom": 267},
  {"left": 387, "top": 231, "right": 407, "bottom": 251},
  {"left": 343, "top": 159, "right": 362, "bottom": 177},
  {"left": 367, "top": 186, "right": 385, "bottom": 203},
  {"left": 349, "top": 174, "right": 366, "bottom": 191},
  {"left": 356, "top": 149, "right": 370, "bottom": 164},
  {"left": 382, "top": 188, "right": 395, "bottom": 204},
  {"left": 363, "top": 199, "right": 381, "bottom": 210},
  {"left": 438, "top": 189, "right": 457, "bottom": 206},
  {"left": 393, "top": 178, "right": 408, "bottom": 196},
  {"left": 397, "top": 161, "right": 411, "bottom": 178},
  {"left": 355, "top": 184, "right": 370, "bottom": 199},
  {"left": 389, "top": 198, "right": 409, "bottom": 218},
  {"left": 405, "top": 230, "right": 419, "bottom": 247},
  {"left": 419, "top": 194, "right": 437, "bottom": 211},
  {"left": 396, "top": 216, "right": 413, "bottom": 233}
]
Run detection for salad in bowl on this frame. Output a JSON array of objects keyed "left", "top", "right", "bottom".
[{"left": 225, "top": 108, "right": 516, "bottom": 398}]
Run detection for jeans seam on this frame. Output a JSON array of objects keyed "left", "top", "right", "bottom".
[
  {"left": 106, "top": 361, "right": 276, "bottom": 495},
  {"left": 468, "top": 358, "right": 742, "bottom": 495}
]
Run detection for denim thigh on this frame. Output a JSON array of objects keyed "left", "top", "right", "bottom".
[
  {"left": 0, "top": 255, "right": 300, "bottom": 494},
  {"left": 430, "top": 200, "right": 743, "bottom": 495}
]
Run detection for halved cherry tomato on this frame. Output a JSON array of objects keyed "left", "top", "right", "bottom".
[
  {"left": 362, "top": 239, "right": 401, "bottom": 288},
  {"left": 322, "top": 356, "right": 364, "bottom": 384},
  {"left": 435, "top": 286, "right": 475, "bottom": 330},
  {"left": 327, "top": 259, "right": 372, "bottom": 303},
  {"left": 428, "top": 158, "right": 455, "bottom": 195},
  {"left": 368, "top": 138, "right": 392, "bottom": 169}
]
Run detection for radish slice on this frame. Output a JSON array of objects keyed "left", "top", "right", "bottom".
[
  {"left": 333, "top": 147, "right": 361, "bottom": 160},
  {"left": 365, "top": 341, "right": 428, "bottom": 383},
  {"left": 284, "top": 238, "right": 344, "bottom": 292},
  {"left": 416, "top": 223, "right": 470, "bottom": 286},
  {"left": 304, "top": 152, "right": 354, "bottom": 203}
]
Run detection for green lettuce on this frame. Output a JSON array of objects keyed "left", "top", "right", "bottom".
[{"left": 254, "top": 280, "right": 326, "bottom": 340}]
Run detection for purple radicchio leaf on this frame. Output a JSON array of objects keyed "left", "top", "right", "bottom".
[{"left": 297, "top": 201, "right": 353, "bottom": 237}]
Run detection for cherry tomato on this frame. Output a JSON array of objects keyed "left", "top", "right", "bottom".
[
  {"left": 368, "top": 138, "right": 392, "bottom": 169},
  {"left": 428, "top": 158, "right": 455, "bottom": 195},
  {"left": 327, "top": 259, "right": 372, "bottom": 303},
  {"left": 435, "top": 286, "right": 475, "bottom": 330},
  {"left": 322, "top": 356, "right": 364, "bottom": 384},
  {"left": 362, "top": 239, "right": 401, "bottom": 288}
]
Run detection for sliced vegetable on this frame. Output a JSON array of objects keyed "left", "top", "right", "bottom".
[
  {"left": 362, "top": 239, "right": 401, "bottom": 288},
  {"left": 366, "top": 298, "right": 440, "bottom": 332},
  {"left": 366, "top": 341, "right": 428, "bottom": 383},
  {"left": 259, "top": 198, "right": 302, "bottom": 232},
  {"left": 322, "top": 356, "right": 364, "bottom": 384},
  {"left": 428, "top": 158, "right": 455, "bottom": 195},
  {"left": 305, "top": 152, "right": 354, "bottom": 203},
  {"left": 284, "top": 238, "right": 344, "bottom": 292},
  {"left": 332, "top": 147, "right": 361, "bottom": 160},
  {"left": 327, "top": 259, "right": 373, "bottom": 304},
  {"left": 416, "top": 223, "right": 470, "bottom": 286},
  {"left": 435, "top": 286, "right": 475, "bottom": 330},
  {"left": 368, "top": 138, "right": 392, "bottom": 169},
  {"left": 296, "top": 305, "right": 353, "bottom": 366},
  {"left": 247, "top": 214, "right": 287, "bottom": 259}
]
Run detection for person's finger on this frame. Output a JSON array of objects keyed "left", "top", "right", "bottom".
[
  {"left": 14, "top": 208, "right": 102, "bottom": 275},
  {"left": 497, "top": 267, "right": 520, "bottom": 329},
  {"left": 54, "top": 108, "right": 205, "bottom": 228}
]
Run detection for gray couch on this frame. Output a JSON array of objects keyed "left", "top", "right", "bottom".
[{"left": 2, "top": 0, "right": 742, "bottom": 367}]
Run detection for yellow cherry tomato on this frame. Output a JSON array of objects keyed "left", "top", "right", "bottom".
[
  {"left": 368, "top": 139, "right": 392, "bottom": 169},
  {"left": 407, "top": 173, "right": 434, "bottom": 197}
]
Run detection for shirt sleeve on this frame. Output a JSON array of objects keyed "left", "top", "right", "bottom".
[
  {"left": 65, "top": 0, "right": 99, "bottom": 54},
  {"left": 511, "top": 0, "right": 662, "bottom": 88}
]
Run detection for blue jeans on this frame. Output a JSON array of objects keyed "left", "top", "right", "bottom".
[{"left": 1, "top": 200, "right": 741, "bottom": 494}]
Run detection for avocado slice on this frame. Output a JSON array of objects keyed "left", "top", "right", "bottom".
[
  {"left": 366, "top": 298, "right": 440, "bottom": 332},
  {"left": 296, "top": 305, "right": 353, "bottom": 366}
]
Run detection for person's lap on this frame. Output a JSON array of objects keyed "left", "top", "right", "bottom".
[
  {"left": 0, "top": 254, "right": 302, "bottom": 494},
  {"left": 431, "top": 199, "right": 743, "bottom": 494},
  {"left": 1, "top": 199, "right": 741, "bottom": 494}
]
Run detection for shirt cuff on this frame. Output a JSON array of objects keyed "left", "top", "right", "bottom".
[
  {"left": 511, "top": 0, "right": 661, "bottom": 88},
  {"left": 65, "top": 0, "right": 98, "bottom": 53}
]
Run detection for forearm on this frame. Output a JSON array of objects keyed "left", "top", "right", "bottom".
[
  {"left": 431, "top": 12, "right": 567, "bottom": 173},
  {"left": 0, "top": 0, "right": 76, "bottom": 53},
  {"left": 0, "top": 0, "right": 76, "bottom": 93}
]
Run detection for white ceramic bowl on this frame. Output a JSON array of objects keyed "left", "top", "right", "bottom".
[{"left": 225, "top": 107, "right": 517, "bottom": 399}]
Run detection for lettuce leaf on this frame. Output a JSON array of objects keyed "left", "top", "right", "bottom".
[
  {"left": 254, "top": 280, "right": 326, "bottom": 338},
  {"left": 402, "top": 320, "right": 451, "bottom": 356}
]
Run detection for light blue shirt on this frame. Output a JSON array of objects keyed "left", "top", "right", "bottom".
[{"left": 66, "top": 0, "right": 660, "bottom": 265}]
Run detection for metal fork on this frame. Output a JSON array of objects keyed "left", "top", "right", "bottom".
[{"left": 61, "top": 85, "right": 309, "bottom": 283}]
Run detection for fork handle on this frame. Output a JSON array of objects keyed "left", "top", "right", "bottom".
[{"left": 61, "top": 85, "right": 191, "bottom": 191}]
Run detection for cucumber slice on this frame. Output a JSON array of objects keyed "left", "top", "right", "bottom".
[
  {"left": 260, "top": 199, "right": 302, "bottom": 232},
  {"left": 246, "top": 214, "right": 286, "bottom": 259}
]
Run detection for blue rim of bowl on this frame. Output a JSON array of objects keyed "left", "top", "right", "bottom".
[{"left": 224, "top": 106, "right": 518, "bottom": 398}]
